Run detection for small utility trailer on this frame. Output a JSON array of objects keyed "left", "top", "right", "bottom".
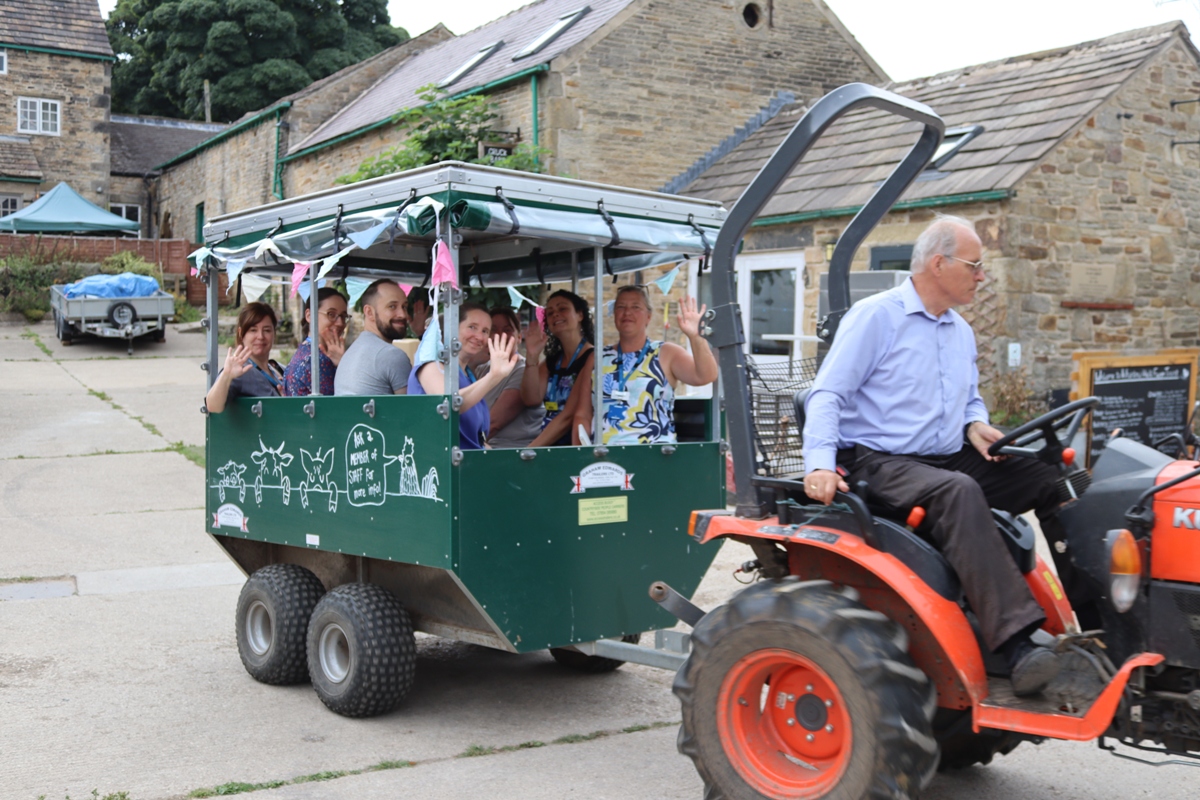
[
  {"left": 50, "top": 280, "right": 173, "bottom": 353},
  {"left": 199, "top": 163, "right": 727, "bottom": 717}
]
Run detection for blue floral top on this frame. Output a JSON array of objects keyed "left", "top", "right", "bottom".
[
  {"left": 600, "top": 341, "right": 676, "bottom": 445},
  {"left": 283, "top": 338, "right": 336, "bottom": 397}
]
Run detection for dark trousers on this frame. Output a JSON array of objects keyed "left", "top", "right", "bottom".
[{"left": 838, "top": 444, "right": 1058, "bottom": 651}]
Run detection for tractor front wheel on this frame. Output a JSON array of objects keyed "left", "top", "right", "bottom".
[
  {"left": 235, "top": 563, "right": 326, "bottom": 685},
  {"left": 675, "top": 577, "right": 938, "bottom": 799}
]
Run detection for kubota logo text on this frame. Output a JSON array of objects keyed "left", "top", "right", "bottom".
[{"left": 1173, "top": 506, "right": 1199, "bottom": 528}]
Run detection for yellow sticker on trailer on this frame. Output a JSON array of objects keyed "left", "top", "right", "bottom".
[{"left": 579, "top": 496, "right": 628, "bottom": 526}]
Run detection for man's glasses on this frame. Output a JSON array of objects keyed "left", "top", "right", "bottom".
[{"left": 943, "top": 255, "right": 985, "bottom": 275}]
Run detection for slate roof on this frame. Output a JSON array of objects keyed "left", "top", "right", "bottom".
[
  {"left": 0, "top": 135, "right": 43, "bottom": 180},
  {"left": 681, "top": 23, "right": 1187, "bottom": 219},
  {"left": 0, "top": 0, "right": 114, "bottom": 59},
  {"left": 110, "top": 116, "right": 227, "bottom": 176},
  {"left": 290, "top": 0, "right": 637, "bottom": 155}
]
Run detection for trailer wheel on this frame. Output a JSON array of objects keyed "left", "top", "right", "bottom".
[
  {"left": 550, "top": 633, "right": 641, "bottom": 673},
  {"left": 675, "top": 578, "right": 938, "bottom": 800},
  {"left": 107, "top": 301, "right": 137, "bottom": 327},
  {"left": 235, "top": 564, "right": 326, "bottom": 685},
  {"left": 307, "top": 583, "right": 416, "bottom": 718}
]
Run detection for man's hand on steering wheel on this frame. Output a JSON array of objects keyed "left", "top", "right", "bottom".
[
  {"left": 966, "top": 420, "right": 1006, "bottom": 462},
  {"left": 985, "top": 397, "right": 1099, "bottom": 466}
]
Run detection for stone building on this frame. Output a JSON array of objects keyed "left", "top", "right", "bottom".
[
  {"left": 154, "top": 0, "right": 887, "bottom": 240},
  {"left": 0, "top": 0, "right": 114, "bottom": 215},
  {"left": 679, "top": 22, "right": 1200, "bottom": 398}
]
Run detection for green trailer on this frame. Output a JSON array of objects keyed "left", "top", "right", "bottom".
[{"left": 199, "top": 163, "right": 728, "bottom": 717}]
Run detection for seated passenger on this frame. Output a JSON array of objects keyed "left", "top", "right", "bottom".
[
  {"left": 469, "top": 306, "right": 544, "bottom": 448},
  {"left": 409, "top": 303, "right": 518, "bottom": 450},
  {"left": 283, "top": 287, "right": 348, "bottom": 397},
  {"left": 204, "top": 302, "right": 285, "bottom": 414},
  {"left": 521, "top": 290, "right": 595, "bottom": 446},
  {"left": 406, "top": 288, "right": 432, "bottom": 339},
  {"left": 600, "top": 286, "right": 717, "bottom": 444},
  {"left": 334, "top": 280, "right": 412, "bottom": 396}
]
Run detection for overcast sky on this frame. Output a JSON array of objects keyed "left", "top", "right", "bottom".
[{"left": 95, "top": 0, "right": 1200, "bottom": 83}]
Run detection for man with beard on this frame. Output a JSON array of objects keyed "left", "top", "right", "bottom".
[{"left": 334, "top": 280, "right": 412, "bottom": 395}]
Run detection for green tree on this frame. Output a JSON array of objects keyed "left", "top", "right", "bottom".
[
  {"left": 337, "top": 85, "right": 550, "bottom": 184},
  {"left": 107, "top": 0, "right": 408, "bottom": 121}
]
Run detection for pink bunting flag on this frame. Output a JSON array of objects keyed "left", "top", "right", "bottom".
[
  {"left": 430, "top": 240, "right": 458, "bottom": 289},
  {"left": 535, "top": 306, "right": 546, "bottom": 328},
  {"left": 190, "top": 266, "right": 199, "bottom": 277},
  {"left": 290, "top": 262, "right": 311, "bottom": 298},
  {"left": 398, "top": 283, "right": 413, "bottom": 295}
]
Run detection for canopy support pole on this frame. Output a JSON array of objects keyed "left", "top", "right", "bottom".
[
  {"left": 592, "top": 245, "right": 604, "bottom": 445},
  {"left": 308, "top": 257, "right": 319, "bottom": 394},
  {"left": 205, "top": 258, "right": 218, "bottom": 390},
  {"left": 570, "top": 251, "right": 578, "bottom": 295}
]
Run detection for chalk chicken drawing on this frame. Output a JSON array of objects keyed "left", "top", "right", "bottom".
[
  {"left": 299, "top": 447, "right": 339, "bottom": 512},
  {"left": 250, "top": 437, "right": 295, "bottom": 505},
  {"left": 397, "top": 437, "right": 440, "bottom": 501}
]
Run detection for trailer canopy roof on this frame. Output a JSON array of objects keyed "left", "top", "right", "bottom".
[{"left": 202, "top": 162, "right": 726, "bottom": 287}]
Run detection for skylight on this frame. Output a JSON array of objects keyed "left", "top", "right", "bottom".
[
  {"left": 514, "top": 6, "right": 591, "bottom": 60},
  {"left": 439, "top": 41, "right": 505, "bottom": 88},
  {"left": 930, "top": 125, "right": 984, "bottom": 170}
]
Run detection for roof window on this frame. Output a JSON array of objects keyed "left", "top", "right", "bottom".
[
  {"left": 514, "top": 6, "right": 590, "bottom": 60},
  {"left": 438, "top": 41, "right": 505, "bottom": 88},
  {"left": 930, "top": 125, "right": 983, "bottom": 170}
]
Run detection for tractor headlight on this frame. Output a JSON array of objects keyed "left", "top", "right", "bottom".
[{"left": 1106, "top": 529, "right": 1143, "bottom": 613}]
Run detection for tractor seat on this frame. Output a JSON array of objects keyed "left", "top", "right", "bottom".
[{"left": 787, "top": 388, "right": 1037, "bottom": 597}]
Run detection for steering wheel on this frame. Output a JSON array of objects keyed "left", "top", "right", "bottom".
[{"left": 986, "top": 396, "right": 1099, "bottom": 466}]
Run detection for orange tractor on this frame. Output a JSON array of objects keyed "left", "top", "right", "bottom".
[{"left": 653, "top": 84, "right": 1200, "bottom": 798}]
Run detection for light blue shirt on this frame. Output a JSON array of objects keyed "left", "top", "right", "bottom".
[{"left": 802, "top": 278, "right": 988, "bottom": 474}]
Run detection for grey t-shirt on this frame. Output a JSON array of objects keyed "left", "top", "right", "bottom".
[
  {"left": 334, "top": 331, "right": 412, "bottom": 396},
  {"left": 477, "top": 356, "right": 545, "bottom": 448}
]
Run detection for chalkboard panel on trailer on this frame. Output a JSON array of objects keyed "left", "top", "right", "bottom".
[{"left": 1072, "top": 350, "right": 1199, "bottom": 461}]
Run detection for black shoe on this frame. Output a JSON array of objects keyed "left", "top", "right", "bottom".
[{"left": 1010, "top": 644, "right": 1059, "bottom": 696}]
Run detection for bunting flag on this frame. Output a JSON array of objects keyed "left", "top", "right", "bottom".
[
  {"left": 605, "top": 299, "right": 615, "bottom": 316},
  {"left": 414, "top": 316, "right": 442, "bottom": 368},
  {"left": 535, "top": 305, "right": 546, "bottom": 328},
  {"left": 507, "top": 285, "right": 541, "bottom": 310},
  {"left": 240, "top": 274, "right": 272, "bottom": 303},
  {"left": 345, "top": 277, "right": 374, "bottom": 308},
  {"left": 290, "top": 262, "right": 311, "bottom": 298},
  {"left": 653, "top": 266, "right": 680, "bottom": 296},
  {"left": 316, "top": 245, "right": 357, "bottom": 280},
  {"left": 188, "top": 246, "right": 212, "bottom": 277},
  {"left": 347, "top": 219, "right": 390, "bottom": 251},
  {"left": 398, "top": 283, "right": 413, "bottom": 295},
  {"left": 254, "top": 239, "right": 285, "bottom": 260},
  {"left": 297, "top": 278, "right": 327, "bottom": 303},
  {"left": 225, "top": 258, "right": 247, "bottom": 283},
  {"left": 430, "top": 239, "right": 458, "bottom": 288}
]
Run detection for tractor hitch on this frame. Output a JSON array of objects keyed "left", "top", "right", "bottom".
[{"left": 649, "top": 581, "right": 705, "bottom": 628}]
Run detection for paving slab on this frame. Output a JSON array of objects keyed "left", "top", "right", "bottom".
[
  {"left": 38, "top": 321, "right": 209, "bottom": 361},
  {"left": 0, "top": 451, "right": 201, "bottom": 519},
  {"left": 0, "top": 392, "right": 164, "bottom": 458},
  {"left": 93, "top": 384, "right": 208, "bottom": 448},
  {"left": 0, "top": 326, "right": 50, "bottom": 360},
  {"left": 62, "top": 356, "right": 208, "bottom": 393},
  {"left": 0, "top": 360, "right": 86, "bottom": 394},
  {"left": 75, "top": 561, "right": 243, "bottom": 595}
]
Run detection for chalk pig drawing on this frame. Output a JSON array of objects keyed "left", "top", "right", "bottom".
[
  {"left": 251, "top": 437, "right": 295, "bottom": 505},
  {"left": 299, "top": 447, "right": 339, "bottom": 512}
]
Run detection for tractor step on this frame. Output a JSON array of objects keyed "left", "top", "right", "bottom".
[{"left": 982, "top": 647, "right": 1108, "bottom": 717}]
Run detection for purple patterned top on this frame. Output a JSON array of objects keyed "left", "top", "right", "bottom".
[{"left": 283, "top": 338, "right": 336, "bottom": 397}]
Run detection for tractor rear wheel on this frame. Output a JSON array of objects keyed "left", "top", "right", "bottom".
[
  {"left": 675, "top": 577, "right": 938, "bottom": 800},
  {"left": 235, "top": 564, "right": 326, "bottom": 685},
  {"left": 307, "top": 583, "right": 416, "bottom": 717},
  {"left": 550, "top": 633, "right": 642, "bottom": 673}
]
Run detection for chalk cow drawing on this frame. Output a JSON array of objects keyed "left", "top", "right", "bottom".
[{"left": 250, "top": 437, "right": 294, "bottom": 505}]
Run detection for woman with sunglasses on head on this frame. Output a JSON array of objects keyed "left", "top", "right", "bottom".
[
  {"left": 522, "top": 290, "right": 595, "bottom": 447},
  {"left": 205, "top": 302, "right": 286, "bottom": 414},
  {"left": 600, "top": 285, "right": 717, "bottom": 444},
  {"left": 283, "top": 287, "right": 349, "bottom": 397}
]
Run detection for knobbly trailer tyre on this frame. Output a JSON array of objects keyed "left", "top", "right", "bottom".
[
  {"left": 674, "top": 578, "right": 938, "bottom": 800},
  {"left": 550, "top": 633, "right": 642, "bottom": 673},
  {"left": 307, "top": 582, "right": 416, "bottom": 718},
  {"left": 235, "top": 564, "right": 326, "bottom": 685}
]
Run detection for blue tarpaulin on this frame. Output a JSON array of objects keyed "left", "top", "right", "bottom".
[
  {"left": 62, "top": 272, "right": 160, "bottom": 299},
  {"left": 0, "top": 182, "right": 140, "bottom": 233}
]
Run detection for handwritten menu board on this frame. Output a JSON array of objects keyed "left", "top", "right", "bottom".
[{"left": 1072, "top": 350, "right": 1198, "bottom": 460}]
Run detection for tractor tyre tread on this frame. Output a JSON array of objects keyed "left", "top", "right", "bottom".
[
  {"left": 307, "top": 582, "right": 416, "bottom": 718},
  {"left": 674, "top": 577, "right": 938, "bottom": 800},
  {"left": 235, "top": 563, "right": 326, "bottom": 685}
]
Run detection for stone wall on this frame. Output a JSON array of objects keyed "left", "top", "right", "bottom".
[
  {"left": 109, "top": 174, "right": 148, "bottom": 236},
  {"left": 546, "top": 0, "right": 886, "bottom": 188},
  {"left": 0, "top": 50, "right": 110, "bottom": 197}
]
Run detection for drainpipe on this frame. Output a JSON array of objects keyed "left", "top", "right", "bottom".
[
  {"left": 531, "top": 73, "right": 539, "bottom": 164},
  {"left": 272, "top": 111, "right": 287, "bottom": 201}
]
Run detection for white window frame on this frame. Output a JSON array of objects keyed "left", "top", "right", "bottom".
[
  {"left": 0, "top": 193, "right": 21, "bottom": 216},
  {"left": 111, "top": 203, "right": 142, "bottom": 236},
  {"left": 17, "top": 97, "right": 61, "bottom": 136},
  {"left": 0, "top": 50, "right": 8, "bottom": 75}
]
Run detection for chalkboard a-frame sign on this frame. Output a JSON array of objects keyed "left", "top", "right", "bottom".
[{"left": 1072, "top": 349, "right": 1199, "bottom": 462}]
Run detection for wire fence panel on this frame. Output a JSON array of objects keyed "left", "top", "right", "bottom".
[{"left": 746, "top": 357, "right": 821, "bottom": 478}]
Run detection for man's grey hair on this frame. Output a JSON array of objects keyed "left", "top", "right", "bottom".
[{"left": 910, "top": 215, "right": 975, "bottom": 273}]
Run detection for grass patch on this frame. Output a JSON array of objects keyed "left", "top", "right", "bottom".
[
  {"left": 497, "top": 740, "right": 545, "bottom": 753},
  {"left": 132, "top": 415, "right": 162, "bottom": 437},
  {"left": 170, "top": 441, "right": 206, "bottom": 468},
  {"left": 291, "top": 770, "right": 353, "bottom": 783},
  {"left": 458, "top": 744, "right": 497, "bottom": 758},
  {"left": 552, "top": 730, "right": 611, "bottom": 745},
  {"left": 87, "top": 388, "right": 113, "bottom": 403},
  {"left": 21, "top": 328, "right": 53, "bottom": 358},
  {"left": 623, "top": 721, "right": 674, "bottom": 733},
  {"left": 0, "top": 575, "right": 39, "bottom": 584},
  {"left": 188, "top": 780, "right": 287, "bottom": 797},
  {"left": 368, "top": 759, "right": 414, "bottom": 771}
]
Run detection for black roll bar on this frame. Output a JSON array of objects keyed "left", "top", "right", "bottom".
[{"left": 706, "top": 83, "right": 944, "bottom": 517}]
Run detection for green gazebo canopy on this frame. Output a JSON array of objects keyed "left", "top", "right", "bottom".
[{"left": 0, "top": 182, "right": 139, "bottom": 233}]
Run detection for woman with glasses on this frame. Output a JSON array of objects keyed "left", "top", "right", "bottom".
[
  {"left": 600, "top": 285, "right": 718, "bottom": 444},
  {"left": 284, "top": 287, "right": 349, "bottom": 397},
  {"left": 522, "top": 290, "right": 595, "bottom": 447}
]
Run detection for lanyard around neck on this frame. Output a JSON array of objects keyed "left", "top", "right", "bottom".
[
  {"left": 614, "top": 341, "right": 652, "bottom": 392},
  {"left": 250, "top": 360, "right": 282, "bottom": 393},
  {"left": 560, "top": 339, "right": 585, "bottom": 369}
]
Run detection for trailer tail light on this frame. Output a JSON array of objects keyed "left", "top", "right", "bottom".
[{"left": 1107, "top": 529, "right": 1142, "bottom": 613}]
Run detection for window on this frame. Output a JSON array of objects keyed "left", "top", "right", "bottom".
[
  {"left": 17, "top": 97, "right": 60, "bottom": 135},
  {"left": 514, "top": 7, "right": 590, "bottom": 60},
  {"left": 0, "top": 194, "right": 20, "bottom": 216},
  {"left": 930, "top": 125, "right": 983, "bottom": 170},
  {"left": 438, "top": 41, "right": 504, "bottom": 88},
  {"left": 112, "top": 203, "right": 141, "bottom": 235},
  {"left": 0, "top": 50, "right": 7, "bottom": 75},
  {"left": 692, "top": 250, "right": 806, "bottom": 362},
  {"left": 870, "top": 244, "right": 913, "bottom": 271}
]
